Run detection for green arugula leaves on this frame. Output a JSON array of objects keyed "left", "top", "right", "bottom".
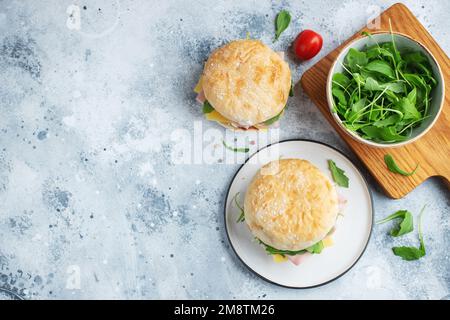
[
  {"left": 378, "top": 205, "right": 427, "bottom": 261},
  {"left": 376, "top": 210, "right": 414, "bottom": 237},
  {"left": 392, "top": 206, "right": 427, "bottom": 261},
  {"left": 259, "top": 240, "right": 306, "bottom": 256},
  {"left": 233, "top": 192, "right": 245, "bottom": 223},
  {"left": 346, "top": 48, "right": 368, "bottom": 72},
  {"left": 365, "top": 60, "right": 396, "bottom": 79},
  {"left": 305, "top": 241, "right": 324, "bottom": 254},
  {"left": 274, "top": 10, "right": 291, "bottom": 42},
  {"left": 289, "top": 81, "right": 294, "bottom": 97},
  {"left": 331, "top": 32, "right": 437, "bottom": 143},
  {"left": 328, "top": 160, "right": 349, "bottom": 188},
  {"left": 222, "top": 140, "right": 249, "bottom": 153},
  {"left": 392, "top": 244, "right": 425, "bottom": 261},
  {"left": 202, "top": 100, "right": 215, "bottom": 114},
  {"left": 384, "top": 154, "right": 419, "bottom": 176},
  {"left": 258, "top": 239, "right": 324, "bottom": 257}
]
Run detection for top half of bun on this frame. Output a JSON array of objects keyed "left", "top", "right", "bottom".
[
  {"left": 244, "top": 159, "right": 339, "bottom": 251},
  {"left": 202, "top": 40, "right": 291, "bottom": 126}
]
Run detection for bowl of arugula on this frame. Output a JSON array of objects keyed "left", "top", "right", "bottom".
[{"left": 327, "top": 31, "right": 444, "bottom": 148}]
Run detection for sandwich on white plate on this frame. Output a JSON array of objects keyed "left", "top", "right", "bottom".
[
  {"left": 195, "top": 39, "right": 292, "bottom": 130},
  {"left": 242, "top": 159, "right": 346, "bottom": 265}
]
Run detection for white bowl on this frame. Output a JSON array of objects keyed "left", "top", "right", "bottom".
[{"left": 326, "top": 32, "right": 445, "bottom": 148}]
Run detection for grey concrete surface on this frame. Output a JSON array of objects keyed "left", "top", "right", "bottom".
[{"left": 0, "top": 0, "right": 448, "bottom": 299}]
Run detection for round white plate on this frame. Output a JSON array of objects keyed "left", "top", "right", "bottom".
[{"left": 224, "top": 139, "right": 373, "bottom": 288}]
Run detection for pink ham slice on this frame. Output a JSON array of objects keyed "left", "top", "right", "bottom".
[
  {"left": 338, "top": 194, "right": 347, "bottom": 212},
  {"left": 288, "top": 252, "right": 311, "bottom": 266},
  {"left": 196, "top": 90, "right": 206, "bottom": 104}
]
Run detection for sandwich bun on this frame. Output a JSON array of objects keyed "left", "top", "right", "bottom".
[
  {"left": 202, "top": 39, "right": 291, "bottom": 126},
  {"left": 244, "top": 159, "right": 339, "bottom": 251}
]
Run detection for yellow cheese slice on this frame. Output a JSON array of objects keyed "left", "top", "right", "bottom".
[
  {"left": 204, "top": 109, "right": 270, "bottom": 130},
  {"left": 194, "top": 76, "right": 203, "bottom": 93},
  {"left": 322, "top": 235, "right": 334, "bottom": 248},
  {"left": 205, "top": 110, "right": 230, "bottom": 125},
  {"left": 272, "top": 254, "right": 288, "bottom": 263}
]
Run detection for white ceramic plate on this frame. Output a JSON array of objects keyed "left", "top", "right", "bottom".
[{"left": 224, "top": 139, "right": 373, "bottom": 288}]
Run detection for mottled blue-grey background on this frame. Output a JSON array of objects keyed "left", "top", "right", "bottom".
[{"left": 0, "top": 0, "right": 448, "bottom": 300}]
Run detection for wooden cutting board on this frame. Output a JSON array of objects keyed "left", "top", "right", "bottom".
[{"left": 300, "top": 3, "right": 450, "bottom": 199}]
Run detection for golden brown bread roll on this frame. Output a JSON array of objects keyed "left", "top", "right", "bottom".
[
  {"left": 244, "top": 159, "right": 339, "bottom": 251},
  {"left": 202, "top": 39, "right": 291, "bottom": 127}
]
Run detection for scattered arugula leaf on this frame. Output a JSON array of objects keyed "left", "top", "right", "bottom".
[
  {"left": 202, "top": 100, "right": 214, "bottom": 114},
  {"left": 328, "top": 160, "right": 349, "bottom": 188},
  {"left": 392, "top": 245, "right": 425, "bottom": 261},
  {"left": 289, "top": 81, "right": 294, "bottom": 97},
  {"left": 376, "top": 210, "right": 413, "bottom": 237},
  {"left": 274, "top": 10, "right": 291, "bottom": 42},
  {"left": 233, "top": 192, "right": 245, "bottom": 223},
  {"left": 222, "top": 140, "right": 249, "bottom": 153},
  {"left": 392, "top": 205, "right": 427, "bottom": 261},
  {"left": 384, "top": 154, "right": 419, "bottom": 176}
]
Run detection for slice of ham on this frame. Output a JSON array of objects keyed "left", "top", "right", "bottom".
[
  {"left": 276, "top": 51, "right": 285, "bottom": 60},
  {"left": 338, "top": 194, "right": 347, "bottom": 212},
  {"left": 196, "top": 90, "right": 206, "bottom": 104},
  {"left": 288, "top": 252, "right": 311, "bottom": 266},
  {"left": 230, "top": 121, "right": 259, "bottom": 131}
]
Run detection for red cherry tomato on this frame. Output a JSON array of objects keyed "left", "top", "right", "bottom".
[{"left": 293, "top": 30, "right": 323, "bottom": 61}]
